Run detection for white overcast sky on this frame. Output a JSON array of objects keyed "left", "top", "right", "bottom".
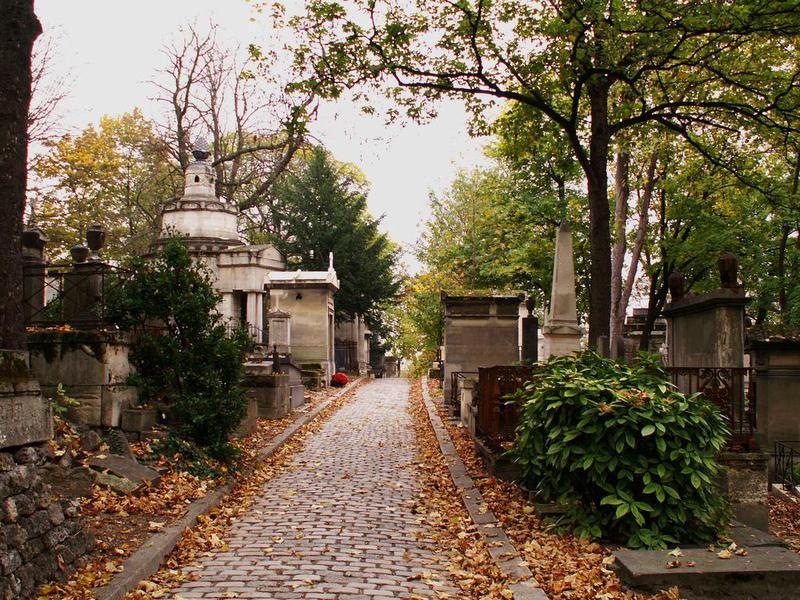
[{"left": 35, "top": 0, "right": 489, "bottom": 271}]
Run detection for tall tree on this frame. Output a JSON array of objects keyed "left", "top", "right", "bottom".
[
  {"left": 270, "top": 146, "right": 401, "bottom": 323},
  {"left": 153, "top": 25, "right": 313, "bottom": 227},
  {"left": 0, "top": 0, "right": 41, "bottom": 350},
  {"left": 280, "top": 0, "right": 800, "bottom": 344},
  {"left": 31, "top": 110, "right": 177, "bottom": 259}
]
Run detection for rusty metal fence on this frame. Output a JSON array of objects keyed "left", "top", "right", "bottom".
[
  {"left": 476, "top": 365, "right": 535, "bottom": 445},
  {"left": 665, "top": 366, "right": 756, "bottom": 448}
]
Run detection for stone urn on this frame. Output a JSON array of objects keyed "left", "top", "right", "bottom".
[
  {"left": 86, "top": 225, "right": 105, "bottom": 262},
  {"left": 70, "top": 245, "right": 89, "bottom": 264}
]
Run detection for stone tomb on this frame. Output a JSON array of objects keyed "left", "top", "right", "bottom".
[
  {"left": 441, "top": 292, "right": 522, "bottom": 409},
  {"left": 266, "top": 265, "right": 338, "bottom": 384}
]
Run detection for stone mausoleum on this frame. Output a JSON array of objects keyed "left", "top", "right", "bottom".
[{"left": 155, "top": 139, "right": 338, "bottom": 381}]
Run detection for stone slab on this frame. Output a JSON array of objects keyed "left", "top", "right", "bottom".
[
  {"left": 87, "top": 455, "right": 160, "bottom": 489},
  {"left": 614, "top": 545, "right": 800, "bottom": 599}
]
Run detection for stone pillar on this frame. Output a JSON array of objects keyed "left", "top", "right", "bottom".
[
  {"left": 246, "top": 292, "right": 259, "bottom": 341},
  {"left": 541, "top": 222, "right": 583, "bottom": 358},
  {"left": 0, "top": 350, "right": 53, "bottom": 449},
  {"left": 521, "top": 297, "right": 538, "bottom": 364},
  {"left": 21, "top": 229, "right": 48, "bottom": 323}
]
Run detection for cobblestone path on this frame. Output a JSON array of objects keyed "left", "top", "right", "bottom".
[{"left": 172, "top": 379, "right": 456, "bottom": 599}]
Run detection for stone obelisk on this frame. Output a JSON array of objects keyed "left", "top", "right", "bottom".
[{"left": 542, "top": 221, "right": 583, "bottom": 358}]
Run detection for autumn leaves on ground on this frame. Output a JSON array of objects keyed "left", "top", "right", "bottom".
[{"left": 41, "top": 378, "right": 685, "bottom": 599}]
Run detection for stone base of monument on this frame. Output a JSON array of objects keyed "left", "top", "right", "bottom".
[
  {"left": 718, "top": 451, "right": 771, "bottom": 532},
  {"left": 300, "top": 363, "right": 325, "bottom": 390},
  {"left": 0, "top": 350, "right": 53, "bottom": 449},
  {"left": 28, "top": 331, "right": 137, "bottom": 428},
  {"left": 234, "top": 396, "right": 259, "bottom": 437},
  {"left": 614, "top": 523, "right": 800, "bottom": 599},
  {"left": 289, "top": 384, "right": 305, "bottom": 410}
]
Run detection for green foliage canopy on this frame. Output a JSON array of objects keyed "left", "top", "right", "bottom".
[{"left": 270, "top": 146, "right": 401, "bottom": 324}]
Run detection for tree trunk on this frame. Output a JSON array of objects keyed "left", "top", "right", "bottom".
[
  {"left": 586, "top": 81, "right": 612, "bottom": 348},
  {"left": 609, "top": 148, "right": 629, "bottom": 357},
  {"left": 779, "top": 151, "right": 799, "bottom": 319},
  {"left": 0, "top": 0, "right": 41, "bottom": 350},
  {"left": 620, "top": 153, "right": 658, "bottom": 321}
]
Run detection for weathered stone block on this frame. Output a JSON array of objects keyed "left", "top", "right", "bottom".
[
  {"left": 18, "top": 537, "right": 43, "bottom": 562},
  {"left": 719, "top": 451, "right": 770, "bottom": 532},
  {"left": 10, "top": 494, "right": 34, "bottom": 518},
  {"left": 0, "top": 454, "right": 14, "bottom": 473},
  {"left": 234, "top": 396, "right": 259, "bottom": 438},
  {"left": 12, "top": 448, "right": 38, "bottom": 466},
  {"left": 120, "top": 408, "right": 156, "bottom": 432},
  {"left": 3, "top": 524, "right": 25, "bottom": 549},
  {"left": 0, "top": 382, "right": 53, "bottom": 450},
  {"left": 46, "top": 503, "right": 64, "bottom": 526},
  {"left": 79, "top": 429, "right": 103, "bottom": 452},
  {"left": 27, "top": 510, "right": 52, "bottom": 539},
  {"left": 43, "top": 524, "right": 68, "bottom": 549}
]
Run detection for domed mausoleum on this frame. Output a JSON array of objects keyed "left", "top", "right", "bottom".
[{"left": 155, "top": 139, "right": 338, "bottom": 380}]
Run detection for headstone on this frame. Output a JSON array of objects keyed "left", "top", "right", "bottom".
[{"left": 541, "top": 222, "right": 583, "bottom": 358}]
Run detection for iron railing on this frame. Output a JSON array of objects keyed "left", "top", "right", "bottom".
[
  {"left": 775, "top": 441, "right": 800, "bottom": 489},
  {"left": 476, "top": 365, "right": 535, "bottom": 446},
  {"left": 666, "top": 366, "right": 756, "bottom": 449},
  {"left": 450, "top": 371, "right": 479, "bottom": 406},
  {"left": 23, "top": 263, "right": 131, "bottom": 328}
]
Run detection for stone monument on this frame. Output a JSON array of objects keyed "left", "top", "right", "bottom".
[{"left": 541, "top": 222, "right": 583, "bottom": 358}]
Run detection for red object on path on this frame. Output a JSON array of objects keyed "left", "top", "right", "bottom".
[{"left": 331, "top": 372, "right": 349, "bottom": 387}]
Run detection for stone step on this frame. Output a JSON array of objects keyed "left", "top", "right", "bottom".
[{"left": 614, "top": 526, "right": 800, "bottom": 599}]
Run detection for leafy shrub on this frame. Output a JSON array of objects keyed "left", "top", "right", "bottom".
[
  {"left": 108, "top": 239, "right": 250, "bottom": 461},
  {"left": 509, "top": 352, "right": 730, "bottom": 549}
]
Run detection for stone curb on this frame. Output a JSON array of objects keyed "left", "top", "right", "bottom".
[
  {"left": 93, "top": 379, "right": 362, "bottom": 600},
  {"left": 421, "top": 377, "right": 548, "bottom": 600}
]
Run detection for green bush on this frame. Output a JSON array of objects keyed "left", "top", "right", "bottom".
[
  {"left": 509, "top": 352, "right": 730, "bottom": 549},
  {"left": 108, "top": 239, "right": 250, "bottom": 461}
]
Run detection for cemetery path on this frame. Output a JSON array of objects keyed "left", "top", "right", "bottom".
[{"left": 171, "top": 378, "right": 457, "bottom": 599}]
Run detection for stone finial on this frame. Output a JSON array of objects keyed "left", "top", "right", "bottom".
[
  {"left": 328, "top": 252, "right": 334, "bottom": 271},
  {"left": 191, "top": 136, "right": 211, "bottom": 161},
  {"left": 668, "top": 271, "right": 685, "bottom": 301},
  {"left": 525, "top": 296, "right": 535, "bottom": 317},
  {"left": 70, "top": 245, "right": 89, "bottom": 264},
  {"left": 719, "top": 252, "right": 739, "bottom": 288},
  {"left": 86, "top": 225, "right": 105, "bottom": 261}
]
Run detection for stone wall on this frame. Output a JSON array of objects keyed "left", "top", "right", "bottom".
[{"left": 0, "top": 447, "right": 93, "bottom": 599}]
